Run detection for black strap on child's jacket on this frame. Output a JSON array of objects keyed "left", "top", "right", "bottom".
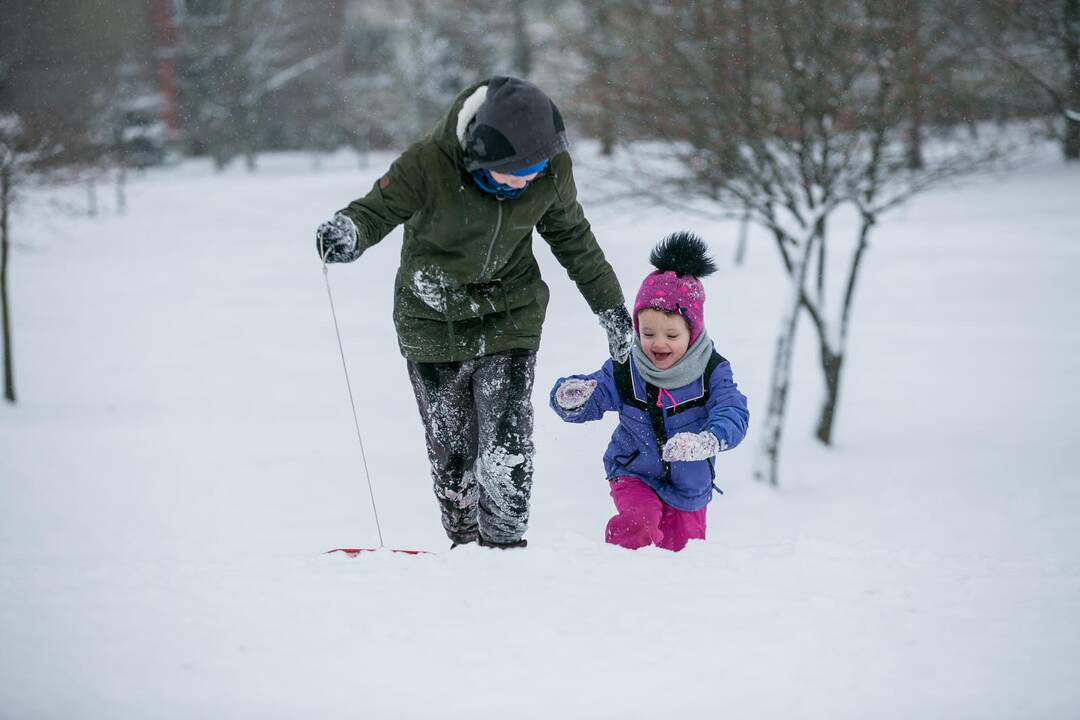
[
  {"left": 611, "top": 352, "right": 727, "bottom": 414},
  {"left": 611, "top": 352, "right": 726, "bottom": 482}
]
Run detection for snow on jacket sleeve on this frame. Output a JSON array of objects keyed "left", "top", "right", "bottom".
[
  {"left": 338, "top": 143, "right": 427, "bottom": 255},
  {"left": 536, "top": 154, "right": 625, "bottom": 315},
  {"left": 706, "top": 360, "right": 750, "bottom": 450},
  {"left": 549, "top": 359, "right": 620, "bottom": 422}
]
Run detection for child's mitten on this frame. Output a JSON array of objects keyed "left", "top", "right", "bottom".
[
  {"left": 555, "top": 378, "right": 597, "bottom": 411},
  {"left": 316, "top": 212, "right": 360, "bottom": 263},
  {"left": 662, "top": 431, "right": 727, "bottom": 461}
]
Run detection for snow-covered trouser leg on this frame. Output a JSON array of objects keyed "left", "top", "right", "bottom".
[
  {"left": 470, "top": 351, "right": 536, "bottom": 544},
  {"left": 407, "top": 360, "right": 481, "bottom": 544},
  {"left": 407, "top": 350, "right": 536, "bottom": 545}
]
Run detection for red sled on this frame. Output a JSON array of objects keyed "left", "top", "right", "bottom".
[{"left": 325, "top": 547, "right": 433, "bottom": 557}]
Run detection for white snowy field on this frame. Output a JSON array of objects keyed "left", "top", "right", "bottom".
[{"left": 1, "top": 144, "right": 1078, "bottom": 719}]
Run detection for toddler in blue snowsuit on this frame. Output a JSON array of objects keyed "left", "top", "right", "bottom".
[{"left": 550, "top": 232, "right": 749, "bottom": 551}]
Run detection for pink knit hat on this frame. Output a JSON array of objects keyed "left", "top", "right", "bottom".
[{"left": 632, "top": 232, "right": 717, "bottom": 345}]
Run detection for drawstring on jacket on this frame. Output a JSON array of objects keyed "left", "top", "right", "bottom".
[
  {"left": 549, "top": 171, "right": 567, "bottom": 208},
  {"left": 656, "top": 387, "right": 678, "bottom": 410}
]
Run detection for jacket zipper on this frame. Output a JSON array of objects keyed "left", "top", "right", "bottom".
[{"left": 477, "top": 201, "right": 503, "bottom": 282}]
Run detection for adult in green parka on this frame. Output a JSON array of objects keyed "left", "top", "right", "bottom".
[{"left": 316, "top": 77, "right": 632, "bottom": 548}]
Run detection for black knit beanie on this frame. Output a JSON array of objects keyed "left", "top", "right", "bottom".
[{"left": 463, "top": 76, "right": 569, "bottom": 173}]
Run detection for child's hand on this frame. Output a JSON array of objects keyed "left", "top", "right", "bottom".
[
  {"left": 662, "top": 431, "right": 727, "bottom": 462},
  {"left": 555, "top": 379, "right": 597, "bottom": 411}
]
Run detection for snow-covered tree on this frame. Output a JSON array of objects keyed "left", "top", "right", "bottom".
[
  {"left": 341, "top": 0, "right": 561, "bottom": 151},
  {"left": 600, "top": 0, "right": 1003, "bottom": 485},
  {"left": 175, "top": 0, "right": 339, "bottom": 170}
]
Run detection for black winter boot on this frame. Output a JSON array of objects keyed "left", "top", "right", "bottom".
[{"left": 478, "top": 537, "right": 528, "bottom": 549}]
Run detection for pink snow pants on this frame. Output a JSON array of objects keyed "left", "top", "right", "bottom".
[{"left": 605, "top": 476, "right": 707, "bottom": 552}]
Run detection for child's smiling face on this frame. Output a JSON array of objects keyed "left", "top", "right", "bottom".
[{"left": 637, "top": 309, "right": 690, "bottom": 369}]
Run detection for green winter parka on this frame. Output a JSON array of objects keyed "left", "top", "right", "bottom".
[{"left": 338, "top": 81, "right": 624, "bottom": 363}]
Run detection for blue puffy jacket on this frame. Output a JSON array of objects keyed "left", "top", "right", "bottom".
[{"left": 550, "top": 348, "right": 750, "bottom": 511}]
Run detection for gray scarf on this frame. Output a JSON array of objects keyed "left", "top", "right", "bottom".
[{"left": 631, "top": 330, "right": 713, "bottom": 389}]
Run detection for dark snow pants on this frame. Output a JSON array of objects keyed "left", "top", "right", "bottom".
[{"left": 407, "top": 350, "right": 536, "bottom": 545}]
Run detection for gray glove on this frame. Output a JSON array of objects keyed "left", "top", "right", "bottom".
[
  {"left": 661, "top": 431, "right": 726, "bottom": 462},
  {"left": 316, "top": 212, "right": 360, "bottom": 263},
  {"left": 597, "top": 306, "right": 633, "bottom": 363},
  {"left": 555, "top": 378, "right": 597, "bottom": 411}
]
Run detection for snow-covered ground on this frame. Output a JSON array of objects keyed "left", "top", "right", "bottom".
[{"left": 2, "top": 145, "right": 1078, "bottom": 719}]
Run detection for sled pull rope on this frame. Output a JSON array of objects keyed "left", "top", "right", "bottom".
[{"left": 321, "top": 259, "right": 384, "bottom": 548}]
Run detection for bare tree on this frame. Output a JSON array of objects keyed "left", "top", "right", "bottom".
[
  {"left": 902, "top": 0, "right": 927, "bottom": 169},
  {"left": 0, "top": 114, "right": 49, "bottom": 405},
  {"left": 949, "top": 0, "right": 1080, "bottom": 160},
  {"left": 1071, "top": 0, "right": 1080, "bottom": 158},
  {"left": 511, "top": 0, "right": 534, "bottom": 78},
  {"left": 342, "top": 0, "right": 555, "bottom": 151},
  {"left": 176, "top": 0, "right": 338, "bottom": 170},
  {"left": 343, "top": 0, "right": 487, "bottom": 149},
  {"left": 565, "top": 2, "right": 622, "bottom": 156},
  {"left": 0, "top": 117, "right": 15, "bottom": 404},
  {"left": 601, "top": 0, "right": 1002, "bottom": 485}
]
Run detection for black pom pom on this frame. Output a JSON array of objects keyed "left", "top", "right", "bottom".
[{"left": 649, "top": 231, "right": 717, "bottom": 278}]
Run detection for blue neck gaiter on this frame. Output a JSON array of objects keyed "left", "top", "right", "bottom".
[{"left": 470, "top": 169, "right": 526, "bottom": 200}]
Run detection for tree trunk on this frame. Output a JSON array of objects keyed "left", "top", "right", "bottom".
[
  {"left": 755, "top": 233, "right": 817, "bottom": 486},
  {"left": 86, "top": 177, "right": 98, "bottom": 217},
  {"left": 511, "top": 1, "right": 533, "bottom": 79},
  {"left": 755, "top": 313, "right": 797, "bottom": 486},
  {"left": 356, "top": 126, "right": 370, "bottom": 168},
  {"left": 213, "top": 149, "right": 229, "bottom": 171},
  {"left": 116, "top": 165, "right": 127, "bottom": 215},
  {"left": 244, "top": 120, "right": 258, "bottom": 172},
  {"left": 1, "top": 166, "right": 15, "bottom": 404},
  {"left": 243, "top": 106, "right": 258, "bottom": 172},
  {"left": 905, "top": 0, "right": 925, "bottom": 170},
  {"left": 814, "top": 214, "right": 826, "bottom": 305},
  {"left": 1065, "top": 0, "right": 1080, "bottom": 160},
  {"left": 734, "top": 208, "right": 750, "bottom": 265},
  {"left": 810, "top": 212, "right": 874, "bottom": 446},
  {"left": 1067, "top": 115, "right": 1080, "bottom": 161},
  {"left": 814, "top": 347, "right": 842, "bottom": 444},
  {"left": 592, "top": 4, "right": 616, "bottom": 156}
]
